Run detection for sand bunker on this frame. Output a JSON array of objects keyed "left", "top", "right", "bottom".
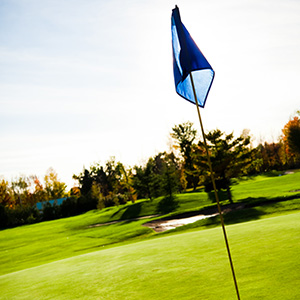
[{"left": 143, "top": 213, "right": 218, "bottom": 232}]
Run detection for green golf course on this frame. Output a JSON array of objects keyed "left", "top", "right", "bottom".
[{"left": 1, "top": 172, "right": 300, "bottom": 299}]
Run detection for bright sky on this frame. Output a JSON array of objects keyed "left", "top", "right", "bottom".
[{"left": 1, "top": 0, "right": 300, "bottom": 188}]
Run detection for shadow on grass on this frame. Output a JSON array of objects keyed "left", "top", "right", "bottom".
[
  {"left": 263, "top": 170, "right": 286, "bottom": 177},
  {"left": 207, "top": 190, "right": 228, "bottom": 202},
  {"left": 120, "top": 203, "right": 142, "bottom": 220},
  {"left": 156, "top": 196, "right": 179, "bottom": 214},
  {"left": 240, "top": 194, "right": 300, "bottom": 207},
  {"left": 223, "top": 207, "right": 265, "bottom": 225},
  {"left": 205, "top": 194, "right": 300, "bottom": 228},
  {"left": 110, "top": 206, "right": 128, "bottom": 219}
]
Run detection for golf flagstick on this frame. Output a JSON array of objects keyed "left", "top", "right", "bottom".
[{"left": 190, "top": 73, "right": 241, "bottom": 300}]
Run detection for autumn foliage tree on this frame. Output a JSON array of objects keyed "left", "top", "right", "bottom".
[
  {"left": 0, "top": 169, "right": 67, "bottom": 228},
  {"left": 44, "top": 168, "right": 67, "bottom": 200},
  {"left": 0, "top": 178, "right": 15, "bottom": 208},
  {"left": 256, "top": 142, "right": 284, "bottom": 172},
  {"left": 171, "top": 122, "right": 199, "bottom": 190},
  {"left": 282, "top": 115, "right": 300, "bottom": 166}
]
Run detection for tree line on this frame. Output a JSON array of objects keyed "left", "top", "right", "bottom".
[{"left": 1, "top": 112, "right": 299, "bottom": 228}]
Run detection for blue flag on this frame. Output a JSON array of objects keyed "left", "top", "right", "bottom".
[{"left": 171, "top": 6, "right": 214, "bottom": 108}]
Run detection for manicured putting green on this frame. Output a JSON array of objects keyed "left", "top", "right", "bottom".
[{"left": 1, "top": 212, "right": 299, "bottom": 299}]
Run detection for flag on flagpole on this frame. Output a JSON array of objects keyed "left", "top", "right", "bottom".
[
  {"left": 171, "top": 7, "right": 241, "bottom": 300},
  {"left": 171, "top": 5, "right": 214, "bottom": 108}
]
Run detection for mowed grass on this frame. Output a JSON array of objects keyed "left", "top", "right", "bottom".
[
  {"left": 0, "top": 171, "right": 300, "bottom": 299},
  {"left": 0, "top": 171, "right": 300, "bottom": 277},
  {"left": 0, "top": 172, "right": 300, "bottom": 275},
  {"left": 0, "top": 212, "right": 299, "bottom": 300},
  {"left": 231, "top": 171, "right": 300, "bottom": 202},
  {"left": 0, "top": 215, "right": 154, "bottom": 276}
]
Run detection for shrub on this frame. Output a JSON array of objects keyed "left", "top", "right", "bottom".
[
  {"left": 42, "top": 202, "right": 61, "bottom": 221},
  {"left": 0, "top": 204, "right": 8, "bottom": 228},
  {"left": 60, "top": 197, "right": 78, "bottom": 217}
]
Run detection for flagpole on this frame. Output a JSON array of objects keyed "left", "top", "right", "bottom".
[{"left": 189, "top": 73, "right": 241, "bottom": 300}]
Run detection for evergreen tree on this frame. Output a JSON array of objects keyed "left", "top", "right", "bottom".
[{"left": 201, "top": 129, "right": 254, "bottom": 203}]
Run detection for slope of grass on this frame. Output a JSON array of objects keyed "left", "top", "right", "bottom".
[
  {"left": 0, "top": 171, "right": 300, "bottom": 277},
  {"left": 231, "top": 170, "right": 300, "bottom": 202},
  {"left": 1, "top": 212, "right": 299, "bottom": 300},
  {"left": 0, "top": 215, "right": 153, "bottom": 276}
]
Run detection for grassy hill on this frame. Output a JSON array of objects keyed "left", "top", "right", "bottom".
[{"left": 0, "top": 171, "right": 300, "bottom": 299}]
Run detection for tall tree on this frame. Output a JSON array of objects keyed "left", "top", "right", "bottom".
[
  {"left": 0, "top": 178, "right": 15, "bottom": 208},
  {"left": 282, "top": 116, "right": 300, "bottom": 159},
  {"left": 256, "top": 142, "right": 284, "bottom": 172},
  {"left": 132, "top": 152, "right": 180, "bottom": 201},
  {"left": 156, "top": 152, "right": 180, "bottom": 213},
  {"left": 201, "top": 129, "right": 254, "bottom": 203},
  {"left": 44, "top": 168, "right": 67, "bottom": 200},
  {"left": 74, "top": 158, "right": 135, "bottom": 209},
  {"left": 133, "top": 157, "right": 161, "bottom": 200},
  {"left": 11, "top": 175, "right": 30, "bottom": 206},
  {"left": 114, "top": 163, "right": 136, "bottom": 202},
  {"left": 73, "top": 169, "right": 94, "bottom": 196},
  {"left": 171, "top": 122, "right": 199, "bottom": 189},
  {"left": 32, "top": 176, "right": 47, "bottom": 203},
  {"left": 159, "top": 152, "right": 180, "bottom": 198}
]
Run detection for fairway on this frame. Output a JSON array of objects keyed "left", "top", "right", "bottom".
[{"left": 1, "top": 212, "right": 299, "bottom": 300}]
